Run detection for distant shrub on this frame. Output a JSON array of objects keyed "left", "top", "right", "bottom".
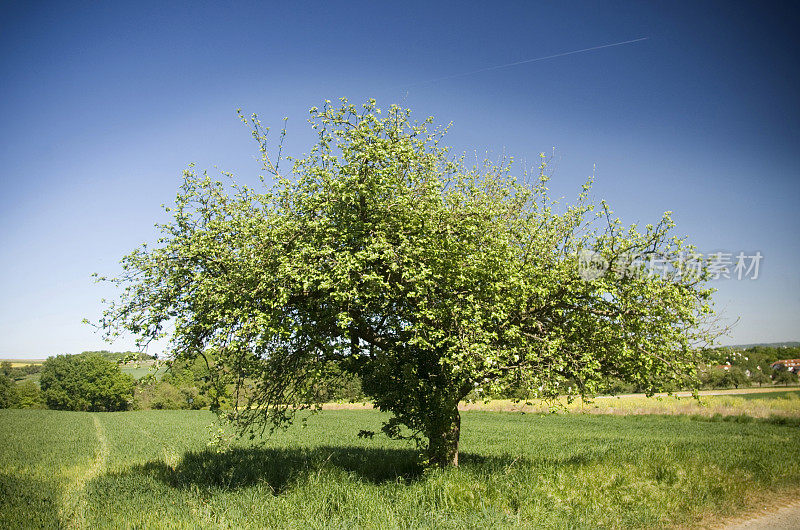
[
  {"left": 39, "top": 354, "right": 134, "bottom": 411},
  {"left": 151, "top": 382, "right": 184, "bottom": 410},
  {"left": 0, "top": 361, "right": 41, "bottom": 383},
  {"left": 597, "top": 377, "right": 639, "bottom": 395},
  {"left": 13, "top": 381, "right": 42, "bottom": 409},
  {"left": 310, "top": 365, "right": 364, "bottom": 403},
  {"left": 133, "top": 381, "right": 208, "bottom": 410},
  {"left": 773, "top": 369, "right": 799, "bottom": 386},
  {"left": 0, "top": 375, "right": 42, "bottom": 409},
  {"left": 0, "top": 374, "right": 17, "bottom": 408}
]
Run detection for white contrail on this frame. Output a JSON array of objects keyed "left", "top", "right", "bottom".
[{"left": 404, "top": 37, "right": 649, "bottom": 89}]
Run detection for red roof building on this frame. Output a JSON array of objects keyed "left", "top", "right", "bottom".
[{"left": 771, "top": 359, "right": 800, "bottom": 373}]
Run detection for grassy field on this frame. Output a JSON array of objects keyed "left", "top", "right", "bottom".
[
  {"left": 463, "top": 389, "right": 800, "bottom": 419},
  {"left": 0, "top": 359, "right": 45, "bottom": 366},
  {"left": 732, "top": 389, "right": 800, "bottom": 400},
  {"left": 1, "top": 409, "right": 799, "bottom": 528},
  {"left": 120, "top": 363, "right": 167, "bottom": 380}
]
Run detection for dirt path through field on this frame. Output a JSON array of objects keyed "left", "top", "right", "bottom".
[
  {"left": 721, "top": 501, "right": 800, "bottom": 529},
  {"left": 59, "top": 414, "right": 108, "bottom": 529}
]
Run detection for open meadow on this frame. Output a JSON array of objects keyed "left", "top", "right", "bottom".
[
  {"left": 2, "top": 404, "right": 799, "bottom": 529},
  {"left": 119, "top": 361, "right": 167, "bottom": 381},
  {"left": 458, "top": 387, "right": 800, "bottom": 419}
]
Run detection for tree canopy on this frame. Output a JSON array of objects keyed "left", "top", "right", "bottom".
[
  {"left": 99, "top": 99, "right": 717, "bottom": 466},
  {"left": 39, "top": 354, "right": 134, "bottom": 411},
  {"left": 0, "top": 373, "right": 15, "bottom": 409}
]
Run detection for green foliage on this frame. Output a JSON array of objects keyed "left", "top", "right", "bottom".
[
  {"left": 149, "top": 382, "right": 184, "bottom": 410},
  {"left": 39, "top": 354, "right": 134, "bottom": 411},
  {"left": 774, "top": 369, "right": 799, "bottom": 386},
  {"left": 696, "top": 344, "right": 800, "bottom": 389},
  {"left": 699, "top": 367, "right": 733, "bottom": 389},
  {"left": 706, "top": 345, "right": 800, "bottom": 373},
  {"left": 596, "top": 377, "right": 640, "bottom": 395},
  {"left": 135, "top": 381, "right": 209, "bottom": 410},
  {"left": 721, "top": 367, "right": 749, "bottom": 389},
  {"left": 160, "top": 356, "right": 211, "bottom": 388},
  {"left": 0, "top": 361, "right": 41, "bottom": 382},
  {"left": 82, "top": 350, "right": 156, "bottom": 363},
  {"left": 309, "top": 362, "right": 365, "bottom": 403},
  {"left": 121, "top": 363, "right": 167, "bottom": 380},
  {"left": 99, "top": 99, "right": 717, "bottom": 466},
  {"left": 749, "top": 369, "right": 772, "bottom": 387},
  {"left": 0, "top": 374, "right": 16, "bottom": 408},
  {"left": 12, "top": 381, "right": 42, "bottom": 408},
  {"left": 0, "top": 372, "right": 42, "bottom": 409}
]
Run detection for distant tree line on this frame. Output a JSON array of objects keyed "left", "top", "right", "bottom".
[
  {"left": 1, "top": 345, "right": 797, "bottom": 411},
  {"left": 0, "top": 351, "right": 364, "bottom": 411},
  {"left": 81, "top": 350, "right": 157, "bottom": 363},
  {"left": 698, "top": 345, "right": 799, "bottom": 389},
  {"left": 0, "top": 361, "right": 42, "bottom": 409},
  {"left": 132, "top": 354, "right": 364, "bottom": 411},
  {"left": 1, "top": 352, "right": 140, "bottom": 411},
  {"left": 0, "top": 379, "right": 35, "bottom": 409}
]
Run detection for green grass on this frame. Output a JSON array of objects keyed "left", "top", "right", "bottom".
[
  {"left": 464, "top": 389, "right": 800, "bottom": 419},
  {"left": 120, "top": 364, "right": 167, "bottom": 380},
  {"left": 731, "top": 389, "right": 800, "bottom": 401},
  {"left": 0, "top": 410, "right": 97, "bottom": 528},
  {"left": 1, "top": 409, "right": 799, "bottom": 528}
]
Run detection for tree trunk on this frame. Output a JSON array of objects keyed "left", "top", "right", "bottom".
[{"left": 427, "top": 408, "right": 461, "bottom": 467}]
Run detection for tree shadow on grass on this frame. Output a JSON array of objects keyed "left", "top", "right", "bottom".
[
  {"left": 108, "top": 446, "right": 537, "bottom": 494},
  {"left": 131, "top": 446, "right": 425, "bottom": 493},
  {"left": 0, "top": 472, "right": 60, "bottom": 529}
]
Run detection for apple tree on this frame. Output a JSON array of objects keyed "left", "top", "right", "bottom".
[{"left": 98, "top": 99, "right": 717, "bottom": 466}]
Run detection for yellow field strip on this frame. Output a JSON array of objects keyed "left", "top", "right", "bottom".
[{"left": 1, "top": 360, "right": 45, "bottom": 366}]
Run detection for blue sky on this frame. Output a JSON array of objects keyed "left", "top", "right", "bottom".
[{"left": 1, "top": 1, "right": 798, "bottom": 357}]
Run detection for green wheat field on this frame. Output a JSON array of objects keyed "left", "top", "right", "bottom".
[{"left": 1, "top": 404, "right": 799, "bottom": 529}]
